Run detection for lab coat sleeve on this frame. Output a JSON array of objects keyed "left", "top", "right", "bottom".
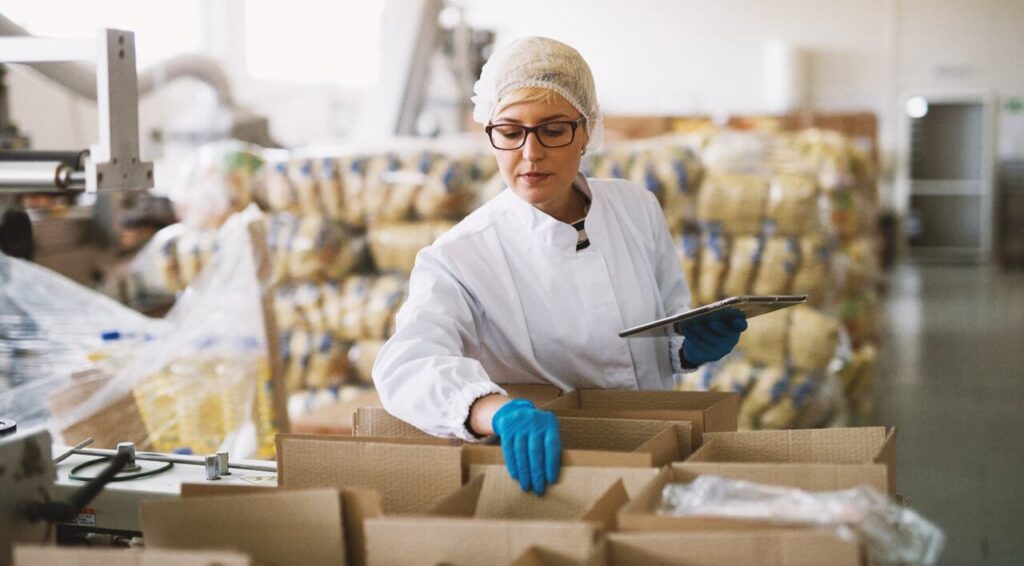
[
  {"left": 371, "top": 245, "right": 505, "bottom": 441},
  {"left": 642, "top": 189, "right": 694, "bottom": 374}
]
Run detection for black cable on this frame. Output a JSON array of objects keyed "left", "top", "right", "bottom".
[{"left": 68, "top": 456, "right": 174, "bottom": 482}]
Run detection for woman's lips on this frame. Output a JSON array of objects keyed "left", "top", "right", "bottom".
[{"left": 519, "top": 172, "right": 551, "bottom": 185}]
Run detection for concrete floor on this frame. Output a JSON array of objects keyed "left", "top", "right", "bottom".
[{"left": 874, "top": 262, "right": 1024, "bottom": 566}]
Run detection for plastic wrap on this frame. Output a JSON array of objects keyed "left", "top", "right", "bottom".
[
  {"left": 658, "top": 475, "right": 945, "bottom": 565},
  {"left": 1, "top": 206, "right": 283, "bottom": 458}
]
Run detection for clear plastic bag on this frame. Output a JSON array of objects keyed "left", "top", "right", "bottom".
[
  {"left": 658, "top": 475, "right": 945, "bottom": 565},
  {"left": 1, "top": 205, "right": 282, "bottom": 458}
]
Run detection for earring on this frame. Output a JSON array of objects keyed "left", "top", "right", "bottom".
[{"left": 580, "top": 148, "right": 586, "bottom": 156}]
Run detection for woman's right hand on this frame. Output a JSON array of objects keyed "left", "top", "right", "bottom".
[{"left": 490, "top": 399, "right": 562, "bottom": 496}]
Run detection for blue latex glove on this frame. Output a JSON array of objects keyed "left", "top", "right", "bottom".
[
  {"left": 680, "top": 310, "right": 748, "bottom": 366},
  {"left": 491, "top": 399, "right": 562, "bottom": 496}
]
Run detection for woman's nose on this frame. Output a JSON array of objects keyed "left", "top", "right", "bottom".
[{"left": 521, "top": 132, "right": 546, "bottom": 161}]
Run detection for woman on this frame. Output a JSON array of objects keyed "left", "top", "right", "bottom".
[{"left": 372, "top": 37, "right": 746, "bottom": 495}]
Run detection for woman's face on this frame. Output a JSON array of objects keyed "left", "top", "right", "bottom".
[{"left": 489, "top": 94, "right": 588, "bottom": 219}]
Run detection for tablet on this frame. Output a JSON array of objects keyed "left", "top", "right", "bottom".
[{"left": 618, "top": 295, "right": 807, "bottom": 338}]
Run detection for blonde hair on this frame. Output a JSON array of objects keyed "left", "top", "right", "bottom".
[{"left": 492, "top": 86, "right": 563, "bottom": 120}]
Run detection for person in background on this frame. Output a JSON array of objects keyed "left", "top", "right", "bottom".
[{"left": 373, "top": 36, "right": 746, "bottom": 495}]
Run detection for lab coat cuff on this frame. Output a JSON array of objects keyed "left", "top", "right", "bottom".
[
  {"left": 671, "top": 335, "right": 698, "bottom": 373},
  {"left": 445, "top": 380, "right": 506, "bottom": 442}
]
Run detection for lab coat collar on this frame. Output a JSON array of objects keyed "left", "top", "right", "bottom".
[{"left": 504, "top": 172, "right": 596, "bottom": 252}]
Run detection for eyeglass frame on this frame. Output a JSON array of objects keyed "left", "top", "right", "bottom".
[{"left": 484, "top": 116, "right": 587, "bottom": 150}]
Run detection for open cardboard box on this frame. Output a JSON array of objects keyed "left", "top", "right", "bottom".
[
  {"left": 619, "top": 451, "right": 896, "bottom": 533},
  {"left": 603, "top": 531, "right": 863, "bottom": 566},
  {"left": 688, "top": 427, "right": 897, "bottom": 495},
  {"left": 353, "top": 409, "right": 691, "bottom": 469},
  {"left": 141, "top": 488, "right": 348, "bottom": 566},
  {"left": 363, "top": 465, "right": 651, "bottom": 566},
  {"left": 541, "top": 390, "right": 738, "bottom": 449},
  {"left": 14, "top": 546, "right": 251, "bottom": 566},
  {"left": 276, "top": 434, "right": 464, "bottom": 514},
  {"left": 352, "top": 383, "right": 564, "bottom": 438}
]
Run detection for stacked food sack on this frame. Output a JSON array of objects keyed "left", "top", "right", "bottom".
[
  {"left": 582, "top": 128, "right": 881, "bottom": 427},
  {"left": 137, "top": 142, "right": 497, "bottom": 420}
]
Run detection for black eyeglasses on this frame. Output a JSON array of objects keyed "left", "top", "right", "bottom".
[{"left": 485, "top": 116, "right": 586, "bottom": 150}]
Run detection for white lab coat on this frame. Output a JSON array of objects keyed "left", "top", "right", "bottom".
[{"left": 372, "top": 175, "right": 692, "bottom": 440}]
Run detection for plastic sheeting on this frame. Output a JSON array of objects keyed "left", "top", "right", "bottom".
[
  {"left": 0, "top": 205, "right": 280, "bottom": 458},
  {"left": 659, "top": 475, "right": 945, "bottom": 565}
]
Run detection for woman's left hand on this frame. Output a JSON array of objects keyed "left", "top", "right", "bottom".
[{"left": 680, "top": 312, "right": 748, "bottom": 366}]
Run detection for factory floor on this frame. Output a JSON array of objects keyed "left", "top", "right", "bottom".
[{"left": 875, "top": 261, "right": 1024, "bottom": 566}]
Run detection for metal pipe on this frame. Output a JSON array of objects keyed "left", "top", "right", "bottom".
[
  {"left": 70, "top": 447, "right": 277, "bottom": 473},
  {"left": 0, "top": 150, "right": 88, "bottom": 167},
  {"left": 0, "top": 161, "right": 83, "bottom": 192}
]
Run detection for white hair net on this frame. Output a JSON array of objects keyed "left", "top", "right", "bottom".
[{"left": 472, "top": 36, "right": 604, "bottom": 153}]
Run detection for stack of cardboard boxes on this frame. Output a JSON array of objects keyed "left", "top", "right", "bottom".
[{"left": 15, "top": 389, "right": 902, "bottom": 566}]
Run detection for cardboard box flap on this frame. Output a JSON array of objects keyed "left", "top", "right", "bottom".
[
  {"left": 364, "top": 517, "right": 597, "bottom": 566},
  {"left": 340, "top": 487, "right": 386, "bottom": 566},
  {"left": 674, "top": 462, "right": 889, "bottom": 493},
  {"left": 546, "top": 389, "right": 736, "bottom": 412},
  {"left": 429, "top": 474, "right": 485, "bottom": 517},
  {"left": 179, "top": 484, "right": 382, "bottom": 566},
  {"left": 543, "top": 389, "right": 739, "bottom": 448},
  {"left": 469, "top": 464, "right": 659, "bottom": 501},
  {"left": 634, "top": 423, "right": 691, "bottom": 462},
  {"left": 606, "top": 530, "right": 863, "bottom": 566},
  {"left": 558, "top": 417, "right": 679, "bottom": 452},
  {"left": 875, "top": 428, "right": 897, "bottom": 494},
  {"left": 14, "top": 546, "right": 252, "bottom": 566},
  {"left": 141, "top": 488, "right": 344, "bottom": 566},
  {"left": 471, "top": 465, "right": 625, "bottom": 521},
  {"left": 700, "top": 427, "right": 890, "bottom": 464},
  {"left": 180, "top": 483, "right": 273, "bottom": 497},
  {"left": 276, "top": 434, "right": 462, "bottom": 514},
  {"left": 578, "top": 479, "right": 629, "bottom": 532},
  {"left": 501, "top": 383, "right": 564, "bottom": 405},
  {"left": 508, "top": 543, "right": 608, "bottom": 566}
]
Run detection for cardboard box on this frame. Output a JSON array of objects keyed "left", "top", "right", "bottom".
[
  {"left": 141, "top": 488, "right": 346, "bottom": 566},
  {"left": 541, "top": 390, "right": 739, "bottom": 449},
  {"left": 689, "top": 427, "right": 896, "bottom": 495},
  {"left": 178, "top": 483, "right": 382, "bottom": 566},
  {"left": 14, "top": 546, "right": 250, "bottom": 566},
  {"left": 354, "top": 410, "right": 691, "bottom": 469},
  {"left": 363, "top": 465, "right": 637, "bottom": 566},
  {"left": 463, "top": 418, "right": 691, "bottom": 473},
  {"left": 619, "top": 460, "right": 891, "bottom": 532},
  {"left": 276, "top": 434, "right": 463, "bottom": 514},
  {"left": 352, "top": 383, "right": 564, "bottom": 438},
  {"left": 604, "top": 531, "right": 862, "bottom": 566}
]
